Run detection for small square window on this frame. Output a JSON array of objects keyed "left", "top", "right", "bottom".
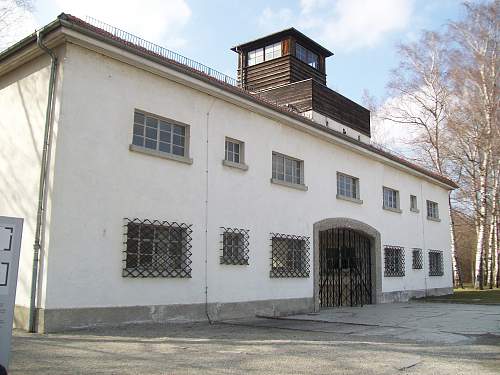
[
  {"left": 384, "top": 246, "right": 405, "bottom": 277},
  {"left": 412, "top": 248, "right": 423, "bottom": 269},
  {"left": 383, "top": 187, "right": 400, "bottom": 211},
  {"left": 225, "top": 138, "right": 244, "bottom": 165},
  {"left": 337, "top": 173, "right": 360, "bottom": 199},
  {"left": 428, "top": 250, "right": 444, "bottom": 276},
  {"left": 270, "top": 233, "right": 310, "bottom": 278},
  {"left": 272, "top": 152, "right": 303, "bottom": 186},
  {"left": 220, "top": 228, "right": 250, "bottom": 265},
  {"left": 427, "top": 200, "right": 440, "bottom": 220},
  {"left": 410, "top": 195, "right": 418, "bottom": 212}
]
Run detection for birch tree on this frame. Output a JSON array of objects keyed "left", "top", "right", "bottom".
[
  {"left": 383, "top": 31, "right": 464, "bottom": 287},
  {"left": 447, "top": 0, "right": 499, "bottom": 289}
]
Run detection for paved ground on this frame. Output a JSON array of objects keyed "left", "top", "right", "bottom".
[{"left": 9, "top": 302, "right": 500, "bottom": 374}]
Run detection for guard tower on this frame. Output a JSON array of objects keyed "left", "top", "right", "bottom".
[{"left": 232, "top": 28, "right": 371, "bottom": 139}]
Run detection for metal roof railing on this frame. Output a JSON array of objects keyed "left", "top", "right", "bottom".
[{"left": 84, "top": 16, "right": 240, "bottom": 88}]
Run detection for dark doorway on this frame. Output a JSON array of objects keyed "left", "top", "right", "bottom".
[{"left": 319, "top": 228, "right": 372, "bottom": 307}]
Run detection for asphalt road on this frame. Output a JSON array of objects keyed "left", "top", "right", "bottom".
[{"left": 8, "top": 303, "right": 500, "bottom": 374}]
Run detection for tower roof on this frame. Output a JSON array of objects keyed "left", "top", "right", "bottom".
[{"left": 231, "top": 27, "right": 334, "bottom": 57}]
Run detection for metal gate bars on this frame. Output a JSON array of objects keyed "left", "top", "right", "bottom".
[{"left": 319, "top": 228, "right": 372, "bottom": 307}]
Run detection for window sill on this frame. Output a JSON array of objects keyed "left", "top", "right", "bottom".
[
  {"left": 427, "top": 216, "right": 441, "bottom": 222},
  {"left": 383, "top": 206, "right": 402, "bottom": 214},
  {"left": 129, "top": 144, "right": 193, "bottom": 165},
  {"left": 270, "top": 178, "right": 308, "bottom": 191},
  {"left": 336, "top": 194, "right": 363, "bottom": 204},
  {"left": 410, "top": 208, "right": 420, "bottom": 213},
  {"left": 222, "top": 159, "right": 249, "bottom": 171}
]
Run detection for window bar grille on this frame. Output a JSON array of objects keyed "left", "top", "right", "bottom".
[
  {"left": 122, "top": 218, "right": 193, "bottom": 278},
  {"left": 270, "top": 233, "right": 310, "bottom": 278},
  {"left": 220, "top": 227, "right": 250, "bottom": 265},
  {"left": 412, "top": 248, "right": 423, "bottom": 270},
  {"left": 384, "top": 245, "right": 405, "bottom": 277}
]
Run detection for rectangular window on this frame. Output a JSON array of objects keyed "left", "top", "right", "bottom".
[
  {"left": 337, "top": 173, "right": 359, "bottom": 199},
  {"left": 247, "top": 47, "right": 264, "bottom": 66},
  {"left": 123, "top": 218, "right": 192, "bottom": 278},
  {"left": 272, "top": 153, "right": 303, "bottom": 185},
  {"left": 225, "top": 138, "right": 244, "bottom": 164},
  {"left": 132, "top": 111, "right": 187, "bottom": 157},
  {"left": 412, "top": 248, "right": 423, "bottom": 269},
  {"left": 383, "top": 187, "right": 400, "bottom": 210},
  {"left": 410, "top": 195, "right": 418, "bottom": 212},
  {"left": 427, "top": 200, "right": 440, "bottom": 220},
  {"left": 220, "top": 228, "right": 250, "bottom": 265},
  {"left": 384, "top": 246, "right": 405, "bottom": 277},
  {"left": 429, "top": 250, "right": 444, "bottom": 276},
  {"left": 270, "top": 234, "right": 310, "bottom": 278},
  {"left": 265, "top": 42, "right": 282, "bottom": 61},
  {"left": 296, "top": 43, "right": 319, "bottom": 69}
]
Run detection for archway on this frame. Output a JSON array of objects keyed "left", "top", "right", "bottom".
[{"left": 313, "top": 218, "right": 381, "bottom": 311}]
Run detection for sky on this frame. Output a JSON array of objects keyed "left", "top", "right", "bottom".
[{"left": 8, "top": 0, "right": 468, "bottom": 104}]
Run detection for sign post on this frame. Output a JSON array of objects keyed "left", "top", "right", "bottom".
[{"left": 0, "top": 216, "right": 23, "bottom": 370}]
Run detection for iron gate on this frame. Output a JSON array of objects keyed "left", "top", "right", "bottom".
[{"left": 319, "top": 228, "right": 372, "bottom": 307}]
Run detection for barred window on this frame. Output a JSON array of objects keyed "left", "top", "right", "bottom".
[
  {"left": 337, "top": 172, "right": 359, "bottom": 199},
  {"left": 132, "top": 110, "right": 187, "bottom": 157},
  {"left": 429, "top": 250, "right": 444, "bottom": 276},
  {"left": 123, "top": 218, "right": 192, "bottom": 278},
  {"left": 270, "top": 234, "right": 310, "bottom": 278},
  {"left": 384, "top": 246, "right": 405, "bottom": 277},
  {"left": 412, "top": 248, "right": 423, "bottom": 269},
  {"left": 427, "top": 200, "right": 440, "bottom": 220},
  {"left": 383, "top": 187, "right": 400, "bottom": 210},
  {"left": 220, "top": 228, "right": 250, "bottom": 265},
  {"left": 272, "top": 152, "right": 303, "bottom": 185}
]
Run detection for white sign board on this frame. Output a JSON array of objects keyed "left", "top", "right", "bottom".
[{"left": 0, "top": 216, "right": 23, "bottom": 369}]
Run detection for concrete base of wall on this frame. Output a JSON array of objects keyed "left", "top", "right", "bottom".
[
  {"left": 380, "top": 287, "right": 453, "bottom": 303},
  {"left": 14, "top": 297, "right": 314, "bottom": 333}
]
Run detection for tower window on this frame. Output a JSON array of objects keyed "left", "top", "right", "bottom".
[
  {"left": 248, "top": 42, "right": 282, "bottom": 66},
  {"left": 296, "top": 43, "right": 318, "bottom": 69}
]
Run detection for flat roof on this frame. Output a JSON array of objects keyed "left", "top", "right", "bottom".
[{"left": 231, "top": 28, "right": 334, "bottom": 57}]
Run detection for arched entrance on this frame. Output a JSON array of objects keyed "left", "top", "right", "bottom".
[{"left": 313, "top": 218, "right": 381, "bottom": 311}]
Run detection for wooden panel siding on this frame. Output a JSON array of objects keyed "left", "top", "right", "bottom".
[
  {"left": 242, "top": 56, "right": 326, "bottom": 92},
  {"left": 255, "top": 79, "right": 370, "bottom": 136},
  {"left": 312, "top": 81, "right": 370, "bottom": 136},
  {"left": 258, "top": 80, "right": 313, "bottom": 112},
  {"left": 289, "top": 57, "right": 326, "bottom": 85}
]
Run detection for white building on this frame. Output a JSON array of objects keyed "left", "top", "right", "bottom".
[{"left": 0, "top": 14, "right": 456, "bottom": 333}]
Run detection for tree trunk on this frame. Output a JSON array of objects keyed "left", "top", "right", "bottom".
[
  {"left": 449, "top": 194, "right": 463, "bottom": 288},
  {"left": 474, "top": 153, "right": 489, "bottom": 289}
]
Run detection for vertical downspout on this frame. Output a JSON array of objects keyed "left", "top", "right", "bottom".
[
  {"left": 204, "top": 98, "right": 216, "bottom": 324},
  {"left": 420, "top": 182, "right": 428, "bottom": 296},
  {"left": 29, "top": 31, "right": 58, "bottom": 333}
]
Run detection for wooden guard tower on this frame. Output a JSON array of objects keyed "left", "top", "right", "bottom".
[{"left": 231, "top": 28, "right": 371, "bottom": 137}]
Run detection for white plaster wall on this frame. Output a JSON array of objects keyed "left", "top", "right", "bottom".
[
  {"left": 40, "top": 43, "right": 452, "bottom": 309},
  {"left": 0, "top": 50, "right": 64, "bottom": 309}
]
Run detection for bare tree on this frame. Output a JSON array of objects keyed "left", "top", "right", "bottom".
[
  {"left": 0, "top": 0, "right": 34, "bottom": 50},
  {"left": 383, "top": 31, "right": 464, "bottom": 287},
  {"left": 447, "top": 0, "right": 499, "bottom": 289}
]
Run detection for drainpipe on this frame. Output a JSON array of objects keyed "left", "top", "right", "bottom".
[
  {"left": 29, "top": 31, "right": 58, "bottom": 333},
  {"left": 204, "top": 98, "right": 216, "bottom": 324}
]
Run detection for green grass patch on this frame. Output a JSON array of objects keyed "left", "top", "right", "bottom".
[{"left": 417, "top": 287, "right": 500, "bottom": 304}]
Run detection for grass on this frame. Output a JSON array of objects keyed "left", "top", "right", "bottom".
[{"left": 417, "top": 286, "right": 500, "bottom": 305}]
